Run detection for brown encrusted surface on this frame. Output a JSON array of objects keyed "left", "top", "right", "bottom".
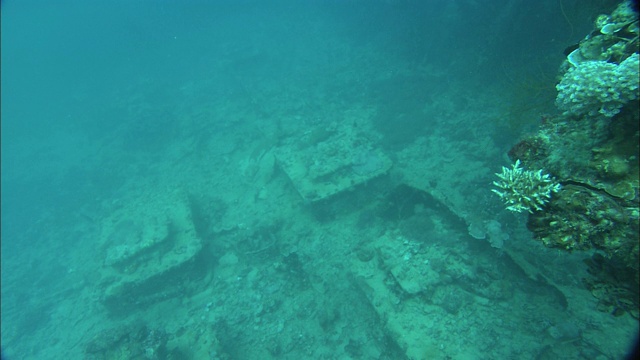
[
  {"left": 511, "top": 106, "right": 639, "bottom": 250},
  {"left": 509, "top": 105, "right": 639, "bottom": 318}
]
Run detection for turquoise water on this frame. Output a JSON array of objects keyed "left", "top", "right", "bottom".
[{"left": 2, "top": 1, "right": 637, "bottom": 359}]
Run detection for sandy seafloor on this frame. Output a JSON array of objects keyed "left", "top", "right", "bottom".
[{"left": 1, "top": 1, "right": 638, "bottom": 359}]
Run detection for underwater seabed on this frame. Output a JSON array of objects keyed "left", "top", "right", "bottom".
[{"left": 2, "top": 78, "right": 638, "bottom": 360}]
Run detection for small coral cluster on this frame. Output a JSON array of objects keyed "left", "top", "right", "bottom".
[
  {"left": 492, "top": 160, "right": 562, "bottom": 213},
  {"left": 556, "top": 53, "right": 639, "bottom": 118}
]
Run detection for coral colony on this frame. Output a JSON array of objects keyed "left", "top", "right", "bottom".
[{"left": 492, "top": 160, "right": 562, "bottom": 213}]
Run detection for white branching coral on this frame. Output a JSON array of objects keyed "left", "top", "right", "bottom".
[{"left": 492, "top": 160, "right": 562, "bottom": 213}]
